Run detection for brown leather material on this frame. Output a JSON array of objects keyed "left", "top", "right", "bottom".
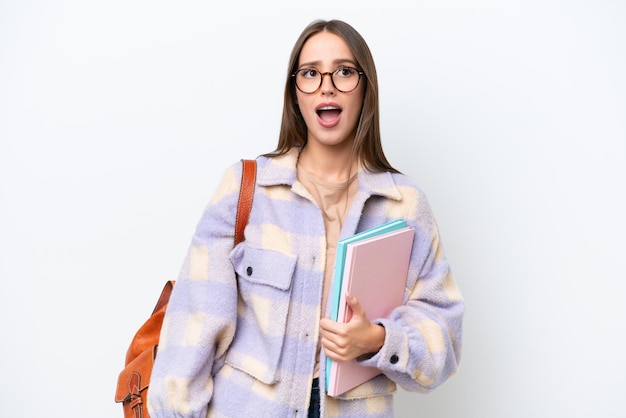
[
  {"left": 235, "top": 159, "right": 256, "bottom": 245},
  {"left": 115, "top": 159, "right": 256, "bottom": 417},
  {"left": 123, "top": 281, "right": 173, "bottom": 366},
  {"left": 115, "top": 346, "right": 155, "bottom": 417}
]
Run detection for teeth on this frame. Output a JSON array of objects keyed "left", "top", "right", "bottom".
[{"left": 318, "top": 106, "right": 338, "bottom": 111}]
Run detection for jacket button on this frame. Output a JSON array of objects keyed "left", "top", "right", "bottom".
[
  {"left": 246, "top": 266, "right": 253, "bottom": 276},
  {"left": 390, "top": 354, "right": 399, "bottom": 364}
]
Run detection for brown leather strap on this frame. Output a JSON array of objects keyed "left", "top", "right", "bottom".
[
  {"left": 235, "top": 159, "right": 256, "bottom": 245},
  {"left": 151, "top": 280, "right": 175, "bottom": 315}
]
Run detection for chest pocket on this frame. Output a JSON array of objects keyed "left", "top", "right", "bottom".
[{"left": 227, "top": 245, "right": 296, "bottom": 384}]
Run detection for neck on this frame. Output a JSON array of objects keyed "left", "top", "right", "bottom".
[{"left": 298, "top": 141, "right": 358, "bottom": 183}]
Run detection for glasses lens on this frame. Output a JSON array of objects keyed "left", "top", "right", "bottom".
[
  {"left": 295, "top": 69, "right": 321, "bottom": 94},
  {"left": 332, "top": 67, "right": 360, "bottom": 93}
]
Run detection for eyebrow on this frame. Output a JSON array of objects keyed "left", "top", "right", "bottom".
[{"left": 297, "top": 58, "right": 358, "bottom": 69}]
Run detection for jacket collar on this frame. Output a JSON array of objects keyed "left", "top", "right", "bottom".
[{"left": 257, "top": 147, "right": 402, "bottom": 201}]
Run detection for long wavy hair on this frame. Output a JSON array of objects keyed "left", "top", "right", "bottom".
[{"left": 265, "top": 19, "right": 399, "bottom": 174}]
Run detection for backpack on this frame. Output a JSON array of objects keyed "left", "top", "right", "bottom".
[{"left": 114, "top": 159, "right": 257, "bottom": 418}]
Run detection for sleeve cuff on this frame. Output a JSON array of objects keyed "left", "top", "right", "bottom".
[{"left": 357, "top": 318, "right": 408, "bottom": 372}]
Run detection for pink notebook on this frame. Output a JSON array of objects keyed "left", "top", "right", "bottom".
[{"left": 327, "top": 226, "right": 415, "bottom": 397}]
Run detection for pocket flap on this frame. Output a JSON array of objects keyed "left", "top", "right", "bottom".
[
  {"left": 232, "top": 246, "right": 296, "bottom": 291},
  {"left": 115, "top": 345, "right": 156, "bottom": 403}
]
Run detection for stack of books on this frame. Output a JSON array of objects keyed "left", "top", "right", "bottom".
[{"left": 326, "top": 219, "right": 415, "bottom": 396}]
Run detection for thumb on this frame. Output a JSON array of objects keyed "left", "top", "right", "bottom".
[{"left": 345, "top": 294, "right": 366, "bottom": 319}]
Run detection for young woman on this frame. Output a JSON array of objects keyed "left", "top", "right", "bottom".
[{"left": 148, "top": 19, "right": 464, "bottom": 418}]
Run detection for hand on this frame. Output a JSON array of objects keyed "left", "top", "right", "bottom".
[{"left": 319, "top": 295, "right": 386, "bottom": 362}]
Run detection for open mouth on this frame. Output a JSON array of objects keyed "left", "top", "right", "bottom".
[{"left": 316, "top": 106, "right": 342, "bottom": 123}]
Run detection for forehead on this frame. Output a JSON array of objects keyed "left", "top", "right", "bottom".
[{"left": 298, "top": 31, "right": 355, "bottom": 66}]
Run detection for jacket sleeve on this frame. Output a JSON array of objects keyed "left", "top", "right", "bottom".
[
  {"left": 358, "top": 187, "right": 464, "bottom": 393},
  {"left": 148, "top": 162, "right": 243, "bottom": 418}
]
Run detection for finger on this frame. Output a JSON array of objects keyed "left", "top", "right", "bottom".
[
  {"left": 319, "top": 317, "right": 341, "bottom": 334},
  {"left": 320, "top": 335, "right": 340, "bottom": 355},
  {"left": 321, "top": 337, "right": 351, "bottom": 361},
  {"left": 320, "top": 325, "right": 348, "bottom": 347}
]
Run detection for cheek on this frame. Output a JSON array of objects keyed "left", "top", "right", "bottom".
[
  {"left": 349, "top": 87, "right": 365, "bottom": 114},
  {"left": 295, "top": 95, "right": 315, "bottom": 121},
  {"left": 295, "top": 90, "right": 307, "bottom": 109},
  {"left": 348, "top": 94, "right": 365, "bottom": 122}
]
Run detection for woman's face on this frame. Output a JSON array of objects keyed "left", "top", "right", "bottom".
[{"left": 295, "top": 31, "right": 365, "bottom": 150}]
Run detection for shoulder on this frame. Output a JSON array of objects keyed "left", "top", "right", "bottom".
[
  {"left": 209, "top": 161, "right": 246, "bottom": 205},
  {"left": 385, "top": 171, "right": 438, "bottom": 231},
  {"left": 391, "top": 172, "right": 432, "bottom": 208}
]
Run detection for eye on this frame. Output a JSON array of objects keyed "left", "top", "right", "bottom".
[
  {"left": 299, "top": 68, "right": 319, "bottom": 79},
  {"left": 335, "top": 67, "right": 357, "bottom": 78}
]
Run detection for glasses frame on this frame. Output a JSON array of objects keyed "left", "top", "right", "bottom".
[{"left": 291, "top": 66, "right": 365, "bottom": 94}]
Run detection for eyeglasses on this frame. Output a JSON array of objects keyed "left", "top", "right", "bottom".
[{"left": 292, "top": 67, "right": 364, "bottom": 94}]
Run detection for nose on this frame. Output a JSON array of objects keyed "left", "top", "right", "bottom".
[{"left": 319, "top": 72, "right": 336, "bottom": 95}]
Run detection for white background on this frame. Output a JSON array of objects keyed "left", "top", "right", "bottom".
[{"left": 1, "top": 1, "right": 625, "bottom": 417}]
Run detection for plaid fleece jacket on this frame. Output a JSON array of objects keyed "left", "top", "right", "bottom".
[{"left": 148, "top": 147, "right": 464, "bottom": 418}]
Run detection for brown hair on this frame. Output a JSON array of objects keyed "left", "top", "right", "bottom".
[{"left": 265, "top": 19, "right": 399, "bottom": 173}]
